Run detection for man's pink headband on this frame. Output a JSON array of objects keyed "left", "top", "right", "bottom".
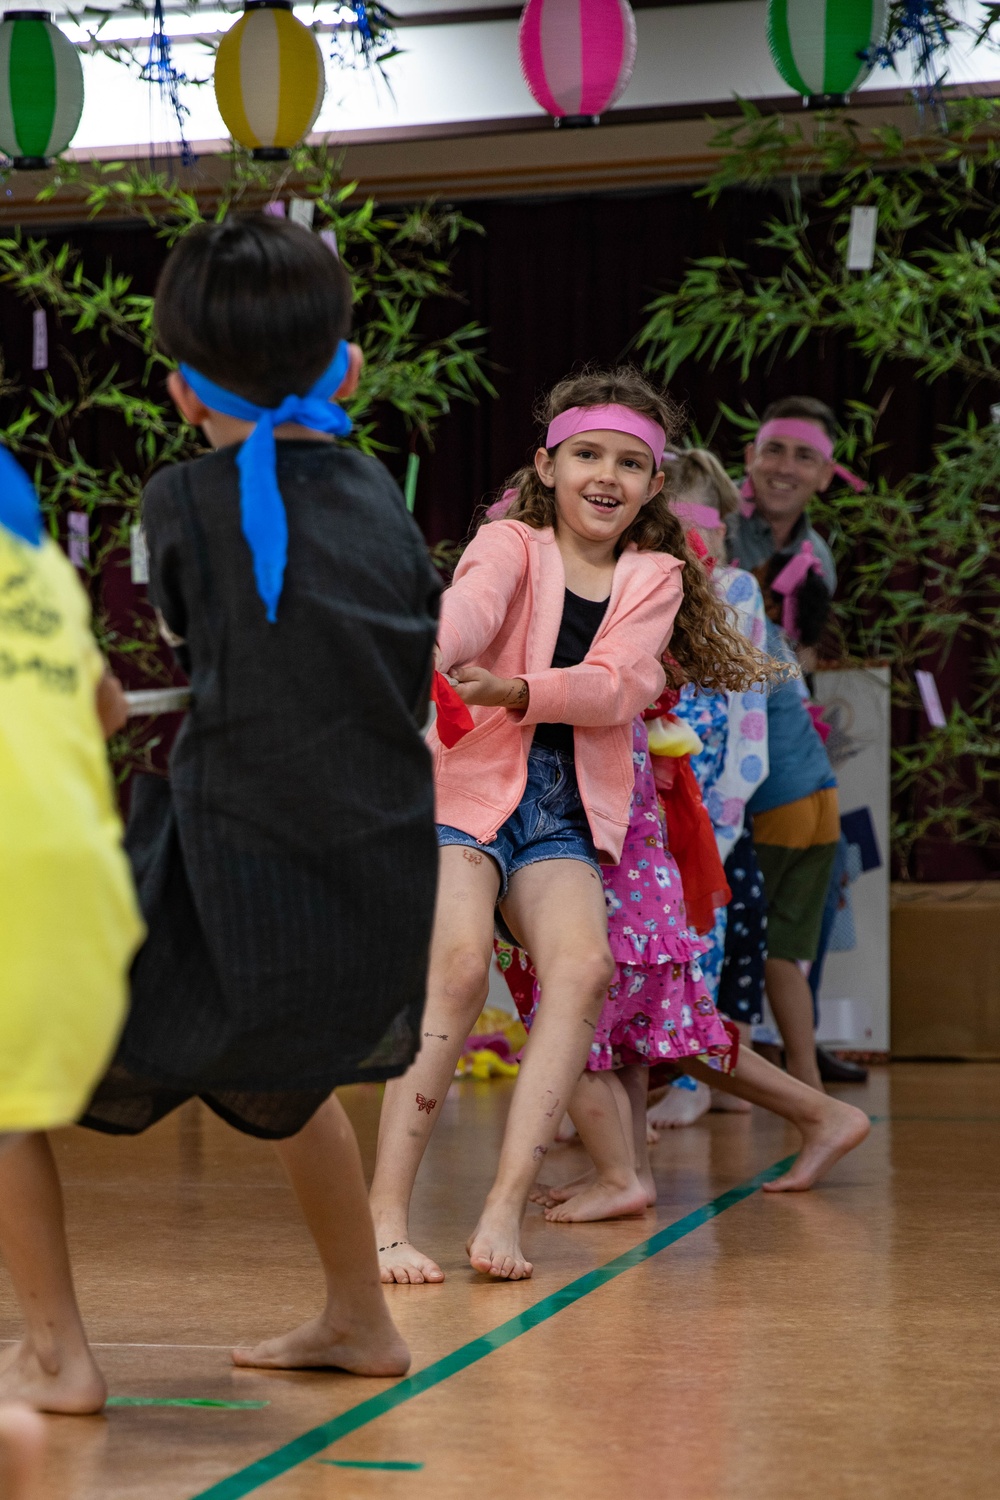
[
  {"left": 755, "top": 419, "right": 865, "bottom": 492},
  {"left": 546, "top": 405, "right": 666, "bottom": 469},
  {"left": 739, "top": 417, "right": 865, "bottom": 515}
]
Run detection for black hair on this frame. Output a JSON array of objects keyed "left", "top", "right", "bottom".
[
  {"left": 154, "top": 216, "right": 353, "bottom": 407},
  {"left": 761, "top": 395, "right": 837, "bottom": 443},
  {"left": 760, "top": 554, "right": 832, "bottom": 648}
]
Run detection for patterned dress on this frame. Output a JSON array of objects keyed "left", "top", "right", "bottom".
[{"left": 506, "top": 719, "right": 733, "bottom": 1071}]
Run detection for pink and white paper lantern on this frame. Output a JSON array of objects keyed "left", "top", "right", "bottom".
[{"left": 518, "top": 0, "right": 637, "bottom": 120}]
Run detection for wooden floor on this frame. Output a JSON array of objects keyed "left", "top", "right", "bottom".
[{"left": 5, "top": 1062, "right": 1000, "bottom": 1500}]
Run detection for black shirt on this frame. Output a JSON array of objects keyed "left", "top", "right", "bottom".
[{"left": 532, "top": 588, "right": 609, "bottom": 756}]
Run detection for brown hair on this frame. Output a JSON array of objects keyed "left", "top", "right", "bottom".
[
  {"left": 662, "top": 448, "right": 742, "bottom": 518},
  {"left": 761, "top": 395, "right": 837, "bottom": 442},
  {"left": 488, "top": 366, "right": 778, "bottom": 692}
]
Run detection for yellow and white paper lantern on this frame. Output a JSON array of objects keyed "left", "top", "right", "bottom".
[{"left": 214, "top": 0, "right": 325, "bottom": 160}]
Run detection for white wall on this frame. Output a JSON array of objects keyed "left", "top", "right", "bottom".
[{"left": 12, "top": 0, "right": 998, "bottom": 155}]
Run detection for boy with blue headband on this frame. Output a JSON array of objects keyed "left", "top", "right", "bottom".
[{"left": 0, "top": 216, "right": 441, "bottom": 1409}]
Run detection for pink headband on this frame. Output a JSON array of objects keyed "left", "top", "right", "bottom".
[
  {"left": 546, "top": 405, "right": 666, "bottom": 469},
  {"left": 739, "top": 418, "right": 865, "bottom": 516},
  {"left": 671, "top": 499, "right": 722, "bottom": 530},
  {"left": 771, "top": 540, "right": 825, "bottom": 638}
]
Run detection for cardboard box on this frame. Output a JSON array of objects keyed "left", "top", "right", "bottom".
[{"left": 891, "top": 882, "right": 1000, "bottom": 1057}]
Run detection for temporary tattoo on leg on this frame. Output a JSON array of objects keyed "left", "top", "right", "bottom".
[
  {"left": 582, "top": 1017, "right": 596, "bottom": 1029},
  {"left": 543, "top": 1092, "right": 561, "bottom": 1119},
  {"left": 533, "top": 1145, "right": 548, "bottom": 1160},
  {"left": 424, "top": 1032, "right": 449, "bottom": 1041},
  {"left": 416, "top": 1093, "right": 437, "bottom": 1114},
  {"left": 462, "top": 849, "right": 484, "bottom": 866},
  {"left": 378, "top": 1240, "right": 410, "bottom": 1253}
]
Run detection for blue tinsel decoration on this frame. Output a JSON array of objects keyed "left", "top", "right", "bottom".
[
  {"left": 140, "top": 0, "right": 195, "bottom": 166},
  {"left": 866, "top": 1, "right": 952, "bottom": 102}
]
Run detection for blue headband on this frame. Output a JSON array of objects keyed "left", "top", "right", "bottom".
[
  {"left": 179, "top": 341, "right": 353, "bottom": 623},
  {"left": 0, "top": 446, "right": 42, "bottom": 547}
]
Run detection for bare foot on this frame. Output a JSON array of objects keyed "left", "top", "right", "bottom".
[
  {"left": 232, "top": 1311, "right": 410, "bottom": 1377},
  {"left": 533, "top": 1165, "right": 656, "bottom": 1210},
  {"left": 466, "top": 1208, "right": 533, "bottom": 1280},
  {"left": 647, "top": 1079, "right": 711, "bottom": 1132},
  {"left": 763, "top": 1098, "right": 871, "bottom": 1193},
  {"left": 376, "top": 1238, "right": 444, "bottom": 1286},
  {"left": 544, "top": 1175, "right": 650, "bottom": 1223},
  {"left": 554, "top": 1113, "right": 578, "bottom": 1143},
  {"left": 0, "top": 1342, "right": 104, "bottom": 1416},
  {"left": 710, "top": 1090, "right": 753, "bottom": 1114},
  {"left": 529, "top": 1168, "right": 595, "bottom": 1206},
  {"left": 0, "top": 1403, "right": 45, "bottom": 1500}
]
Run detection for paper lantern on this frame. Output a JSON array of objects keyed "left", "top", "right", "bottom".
[
  {"left": 767, "top": 0, "right": 889, "bottom": 108},
  {"left": 0, "top": 11, "right": 83, "bottom": 170},
  {"left": 518, "top": 0, "right": 637, "bottom": 123},
  {"left": 215, "top": 0, "right": 325, "bottom": 160}
]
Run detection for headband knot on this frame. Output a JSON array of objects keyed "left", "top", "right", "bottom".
[{"left": 180, "top": 342, "right": 353, "bottom": 623}]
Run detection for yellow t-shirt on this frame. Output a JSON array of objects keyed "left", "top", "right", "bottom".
[{"left": 0, "top": 530, "right": 144, "bottom": 1130}]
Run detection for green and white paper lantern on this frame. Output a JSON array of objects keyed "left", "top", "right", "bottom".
[
  {"left": 0, "top": 11, "right": 84, "bottom": 169},
  {"left": 767, "top": 0, "right": 889, "bottom": 109}
]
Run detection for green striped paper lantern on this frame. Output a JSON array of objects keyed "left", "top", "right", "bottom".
[
  {"left": 767, "top": 0, "right": 889, "bottom": 109},
  {"left": 0, "top": 11, "right": 83, "bottom": 169}
]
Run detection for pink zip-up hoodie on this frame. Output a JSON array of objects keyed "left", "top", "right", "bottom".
[{"left": 430, "top": 519, "right": 684, "bottom": 864}]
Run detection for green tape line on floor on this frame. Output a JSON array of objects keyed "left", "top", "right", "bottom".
[
  {"left": 189, "top": 1153, "right": 797, "bottom": 1500},
  {"left": 318, "top": 1460, "right": 424, "bottom": 1470}
]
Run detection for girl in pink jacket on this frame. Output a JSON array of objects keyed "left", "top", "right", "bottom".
[{"left": 370, "top": 368, "right": 748, "bottom": 1284}]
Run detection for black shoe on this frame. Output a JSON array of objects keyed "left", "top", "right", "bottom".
[{"left": 816, "top": 1046, "right": 868, "bottom": 1084}]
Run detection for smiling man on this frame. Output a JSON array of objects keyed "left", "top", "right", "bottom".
[{"left": 726, "top": 396, "right": 838, "bottom": 591}]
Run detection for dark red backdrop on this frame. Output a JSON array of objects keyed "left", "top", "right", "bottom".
[{"left": 6, "top": 182, "right": 994, "bottom": 877}]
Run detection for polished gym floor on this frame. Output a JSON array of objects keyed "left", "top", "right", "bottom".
[{"left": 4, "top": 1062, "right": 999, "bottom": 1500}]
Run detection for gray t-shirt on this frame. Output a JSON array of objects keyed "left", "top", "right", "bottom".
[{"left": 725, "top": 507, "right": 836, "bottom": 593}]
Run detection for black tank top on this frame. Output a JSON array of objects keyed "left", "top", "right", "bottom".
[{"left": 532, "top": 588, "right": 609, "bottom": 756}]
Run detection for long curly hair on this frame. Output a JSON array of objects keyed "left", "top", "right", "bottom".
[{"left": 486, "top": 366, "right": 780, "bottom": 692}]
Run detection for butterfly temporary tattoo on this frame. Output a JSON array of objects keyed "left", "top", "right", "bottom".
[{"left": 416, "top": 1094, "right": 437, "bottom": 1114}]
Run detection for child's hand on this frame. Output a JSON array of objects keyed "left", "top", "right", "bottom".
[
  {"left": 95, "top": 669, "right": 129, "bottom": 739},
  {"left": 451, "top": 666, "right": 529, "bottom": 710}
]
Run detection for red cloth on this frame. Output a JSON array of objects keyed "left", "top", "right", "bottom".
[
  {"left": 655, "top": 755, "right": 731, "bottom": 935},
  {"left": 806, "top": 701, "right": 832, "bottom": 744},
  {"left": 431, "top": 670, "right": 474, "bottom": 748}
]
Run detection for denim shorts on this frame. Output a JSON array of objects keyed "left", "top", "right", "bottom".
[{"left": 437, "top": 744, "right": 602, "bottom": 903}]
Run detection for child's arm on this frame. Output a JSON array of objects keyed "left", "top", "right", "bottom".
[
  {"left": 436, "top": 523, "right": 529, "bottom": 674},
  {"left": 712, "top": 574, "right": 770, "bottom": 862},
  {"left": 95, "top": 668, "right": 129, "bottom": 738},
  {"left": 517, "top": 564, "right": 682, "bottom": 728}
]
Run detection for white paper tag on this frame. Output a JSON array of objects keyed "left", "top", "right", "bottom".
[
  {"left": 319, "top": 228, "right": 340, "bottom": 259},
  {"left": 991, "top": 403, "right": 1000, "bottom": 426},
  {"left": 130, "top": 523, "right": 150, "bottom": 585},
  {"left": 915, "top": 669, "right": 947, "bottom": 729},
  {"left": 67, "top": 510, "right": 89, "bottom": 567},
  {"left": 289, "top": 197, "right": 316, "bottom": 229},
  {"left": 32, "top": 308, "right": 48, "bottom": 371},
  {"left": 846, "top": 205, "right": 878, "bottom": 271}
]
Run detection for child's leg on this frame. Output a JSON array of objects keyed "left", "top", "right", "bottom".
[
  {"left": 539, "top": 1072, "right": 649, "bottom": 1223},
  {"left": 709, "top": 1021, "right": 753, "bottom": 1112},
  {"left": 765, "top": 957, "right": 824, "bottom": 1091},
  {"left": 618, "top": 1065, "right": 655, "bottom": 1198},
  {"left": 0, "top": 1134, "right": 105, "bottom": 1413},
  {"left": 369, "top": 847, "right": 500, "bottom": 1284},
  {"left": 0, "top": 1403, "right": 45, "bottom": 1500},
  {"left": 233, "top": 1094, "right": 408, "bottom": 1375},
  {"left": 685, "top": 1048, "right": 870, "bottom": 1191},
  {"left": 466, "top": 859, "right": 614, "bottom": 1277}
]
